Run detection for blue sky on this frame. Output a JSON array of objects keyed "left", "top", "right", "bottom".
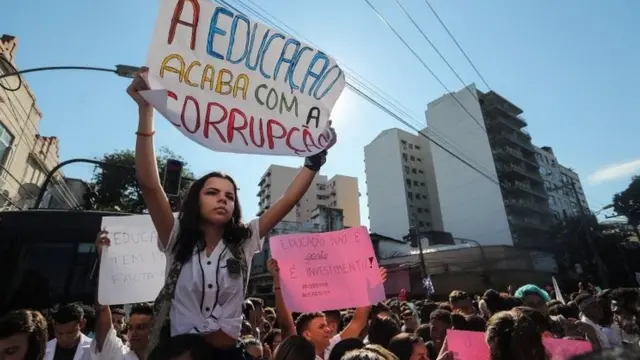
[{"left": 3, "top": 0, "right": 639, "bottom": 225}]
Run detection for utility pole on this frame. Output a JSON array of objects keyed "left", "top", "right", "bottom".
[
  {"left": 404, "top": 220, "right": 428, "bottom": 279},
  {"left": 569, "top": 180, "right": 609, "bottom": 288}
]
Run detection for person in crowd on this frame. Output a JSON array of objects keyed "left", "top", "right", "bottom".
[
  {"left": 418, "top": 302, "right": 437, "bottom": 326},
  {"left": 272, "top": 335, "right": 315, "bottom": 360},
  {"left": 413, "top": 324, "right": 430, "bottom": 343},
  {"left": 240, "top": 337, "right": 263, "bottom": 360},
  {"left": 0, "top": 309, "right": 48, "bottom": 360},
  {"left": 45, "top": 304, "right": 92, "bottom": 360},
  {"left": 367, "top": 316, "right": 400, "bottom": 350},
  {"left": 93, "top": 300, "right": 154, "bottom": 360},
  {"left": 147, "top": 334, "right": 212, "bottom": 360},
  {"left": 575, "top": 293, "right": 620, "bottom": 350},
  {"left": 448, "top": 291, "right": 474, "bottom": 315},
  {"left": 610, "top": 288, "right": 640, "bottom": 345},
  {"left": 425, "top": 309, "right": 451, "bottom": 359},
  {"left": 262, "top": 328, "right": 282, "bottom": 354},
  {"left": 79, "top": 305, "right": 96, "bottom": 340},
  {"left": 514, "top": 285, "right": 551, "bottom": 317},
  {"left": 324, "top": 311, "right": 343, "bottom": 338},
  {"left": 485, "top": 310, "right": 546, "bottom": 360},
  {"left": 387, "top": 333, "right": 427, "bottom": 360},
  {"left": 570, "top": 346, "right": 640, "bottom": 360},
  {"left": 124, "top": 68, "right": 336, "bottom": 359},
  {"left": 264, "top": 308, "right": 277, "bottom": 329},
  {"left": 111, "top": 308, "right": 127, "bottom": 334},
  {"left": 362, "top": 344, "right": 398, "bottom": 360},
  {"left": 327, "top": 338, "right": 364, "bottom": 360}
]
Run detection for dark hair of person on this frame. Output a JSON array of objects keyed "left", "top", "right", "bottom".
[
  {"left": 388, "top": 333, "right": 423, "bottom": 360},
  {"left": 295, "top": 312, "right": 325, "bottom": 336},
  {"left": 419, "top": 302, "right": 438, "bottom": 324},
  {"left": 370, "top": 303, "right": 391, "bottom": 319},
  {"left": 147, "top": 334, "right": 212, "bottom": 360},
  {"left": 486, "top": 311, "right": 546, "bottom": 360},
  {"left": 272, "top": 335, "right": 316, "bottom": 360},
  {"left": 328, "top": 338, "right": 365, "bottom": 360},
  {"left": 342, "top": 349, "right": 385, "bottom": 360},
  {"left": 451, "top": 313, "right": 466, "bottom": 329},
  {"left": 449, "top": 290, "right": 470, "bottom": 304},
  {"left": 548, "top": 304, "right": 579, "bottom": 319},
  {"left": 51, "top": 303, "right": 83, "bottom": 324},
  {"left": 483, "top": 290, "right": 509, "bottom": 314},
  {"left": 437, "top": 303, "right": 453, "bottom": 312},
  {"left": 111, "top": 307, "right": 127, "bottom": 316},
  {"left": 0, "top": 309, "right": 48, "bottom": 360},
  {"left": 80, "top": 305, "right": 96, "bottom": 335},
  {"left": 429, "top": 309, "right": 452, "bottom": 325},
  {"left": 248, "top": 297, "right": 264, "bottom": 308},
  {"left": 242, "top": 336, "right": 261, "bottom": 347},
  {"left": 324, "top": 310, "right": 343, "bottom": 330},
  {"left": 172, "top": 172, "right": 252, "bottom": 265},
  {"left": 414, "top": 323, "right": 430, "bottom": 342},
  {"left": 263, "top": 328, "right": 281, "bottom": 349},
  {"left": 130, "top": 303, "right": 154, "bottom": 317},
  {"left": 367, "top": 316, "right": 401, "bottom": 349},
  {"left": 513, "top": 306, "right": 549, "bottom": 334},
  {"left": 464, "top": 314, "right": 487, "bottom": 332}
]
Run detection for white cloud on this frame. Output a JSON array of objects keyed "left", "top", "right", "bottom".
[{"left": 588, "top": 159, "right": 640, "bottom": 184}]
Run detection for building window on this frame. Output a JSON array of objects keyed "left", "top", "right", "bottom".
[
  {"left": 413, "top": 180, "right": 419, "bottom": 186},
  {"left": 417, "top": 208, "right": 423, "bottom": 213},
  {"left": 411, "top": 168, "right": 417, "bottom": 174},
  {"left": 404, "top": 166, "right": 410, "bottom": 174},
  {"left": 0, "top": 123, "right": 14, "bottom": 165},
  {"left": 418, "top": 169, "right": 424, "bottom": 174},
  {"left": 407, "top": 192, "right": 413, "bottom": 200},
  {"left": 420, "top": 182, "right": 425, "bottom": 187},
  {"left": 417, "top": 157, "right": 422, "bottom": 162},
  {"left": 402, "top": 153, "right": 408, "bottom": 161},
  {"left": 418, "top": 221, "right": 425, "bottom": 227},
  {"left": 405, "top": 179, "right": 411, "bottom": 187},
  {"left": 410, "top": 155, "right": 415, "bottom": 161},
  {"left": 416, "top": 194, "right": 421, "bottom": 200},
  {"left": 415, "top": 145, "right": 421, "bottom": 150},
  {"left": 409, "top": 143, "right": 414, "bottom": 149}
]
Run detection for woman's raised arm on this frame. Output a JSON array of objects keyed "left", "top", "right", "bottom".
[{"left": 127, "top": 68, "right": 174, "bottom": 248}]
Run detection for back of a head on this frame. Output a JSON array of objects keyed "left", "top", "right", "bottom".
[
  {"left": 328, "top": 337, "right": 365, "bottom": 360},
  {"left": 419, "top": 302, "right": 438, "bottom": 324},
  {"left": 0, "top": 309, "right": 48, "bottom": 360},
  {"left": 388, "top": 333, "right": 422, "bottom": 360},
  {"left": 363, "top": 344, "right": 399, "bottom": 360},
  {"left": 570, "top": 346, "right": 640, "bottom": 360},
  {"left": 513, "top": 306, "right": 549, "bottom": 334},
  {"left": 273, "top": 335, "right": 315, "bottom": 360},
  {"left": 342, "top": 349, "right": 387, "bottom": 360},
  {"left": 147, "top": 334, "right": 212, "bottom": 360},
  {"left": 51, "top": 304, "right": 83, "bottom": 325},
  {"left": 367, "top": 316, "right": 401, "bottom": 349},
  {"left": 486, "top": 311, "right": 546, "bottom": 360}
]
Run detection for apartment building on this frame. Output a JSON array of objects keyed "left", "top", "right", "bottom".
[
  {"left": 364, "top": 128, "right": 443, "bottom": 241},
  {"left": 0, "top": 35, "right": 76, "bottom": 210},
  {"left": 535, "top": 145, "right": 589, "bottom": 221},
  {"left": 256, "top": 164, "right": 361, "bottom": 228}
]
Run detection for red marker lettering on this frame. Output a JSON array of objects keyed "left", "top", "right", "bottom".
[
  {"left": 227, "top": 108, "right": 249, "bottom": 146},
  {"left": 203, "top": 102, "right": 227, "bottom": 143},
  {"left": 266, "top": 119, "right": 286, "bottom": 150}
]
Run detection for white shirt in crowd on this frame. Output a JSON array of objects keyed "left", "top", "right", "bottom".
[
  {"left": 91, "top": 327, "right": 138, "bottom": 360},
  {"left": 318, "top": 334, "right": 342, "bottom": 360},
  {"left": 159, "top": 218, "right": 264, "bottom": 339},
  {"left": 44, "top": 333, "right": 93, "bottom": 360}
]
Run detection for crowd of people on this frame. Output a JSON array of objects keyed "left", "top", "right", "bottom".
[{"left": 2, "top": 70, "right": 640, "bottom": 360}]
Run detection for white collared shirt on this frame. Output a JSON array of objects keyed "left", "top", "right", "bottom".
[
  {"left": 91, "top": 327, "right": 138, "bottom": 360},
  {"left": 45, "top": 333, "right": 93, "bottom": 360},
  {"left": 318, "top": 334, "right": 342, "bottom": 360},
  {"left": 159, "top": 218, "right": 263, "bottom": 339}
]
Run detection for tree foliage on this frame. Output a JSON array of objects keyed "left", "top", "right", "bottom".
[
  {"left": 612, "top": 176, "right": 640, "bottom": 238},
  {"left": 91, "top": 147, "right": 194, "bottom": 213}
]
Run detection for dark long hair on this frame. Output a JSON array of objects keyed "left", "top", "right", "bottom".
[{"left": 172, "top": 172, "right": 252, "bottom": 265}]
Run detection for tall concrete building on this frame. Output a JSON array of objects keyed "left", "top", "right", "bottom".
[
  {"left": 256, "top": 164, "right": 361, "bottom": 228},
  {"left": 364, "top": 128, "right": 443, "bottom": 241},
  {"left": 535, "top": 145, "right": 589, "bottom": 220},
  {"left": 0, "top": 35, "right": 78, "bottom": 211}
]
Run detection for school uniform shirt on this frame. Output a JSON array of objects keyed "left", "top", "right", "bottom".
[
  {"left": 159, "top": 218, "right": 264, "bottom": 339},
  {"left": 91, "top": 327, "right": 138, "bottom": 360},
  {"left": 44, "top": 333, "right": 93, "bottom": 360},
  {"left": 318, "top": 334, "right": 342, "bottom": 360}
]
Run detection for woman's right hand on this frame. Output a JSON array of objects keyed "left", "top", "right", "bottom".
[
  {"left": 266, "top": 259, "right": 279, "bottom": 277},
  {"left": 126, "top": 66, "right": 151, "bottom": 110},
  {"left": 96, "top": 230, "right": 111, "bottom": 257}
]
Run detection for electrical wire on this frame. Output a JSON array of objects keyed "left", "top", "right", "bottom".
[
  {"left": 230, "top": 0, "right": 501, "bottom": 186},
  {"left": 421, "top": 0, "right": 491, "bottom": 90},
  {"left": 392, "top": 0, "right": 481, "bottom": 104},
  {"left": 361, "top": 0, "right": 487, "bottom": 132}
]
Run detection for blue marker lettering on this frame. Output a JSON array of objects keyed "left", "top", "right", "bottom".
[
  {"left": 273, "top": 38, "right": 301, "bottom": 85},
  {"left": 245, "top": 26, "right": 269, "bottom": 71},
  {"left": 259, "top": 33, "right": 285, "bottom": 79},
  {"left": 207, "top": 7, "right": 234, "bottom": 60},
  {"left": 313, "top": 65, "right": 343, "bottom": 100},
  {"left": 302, "top": 51, "right": 330, "bottom": 95},
  {"left": 226, "top": 14, "right": 251, "bottom": 64},
  {"left": 285, "top": 46, "right": 312, "bottom": 92}
]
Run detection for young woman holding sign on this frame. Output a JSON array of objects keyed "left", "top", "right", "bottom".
[{"left": 126, "top": 68, "right": 337, "bottom": 359}]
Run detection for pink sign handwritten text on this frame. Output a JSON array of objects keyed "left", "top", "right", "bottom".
[
  {"left": 269, "top": 226, "right": 385, "bottom": 312},
  {"left": 447, "top": 330, "right": 592, "bottom": 360}
]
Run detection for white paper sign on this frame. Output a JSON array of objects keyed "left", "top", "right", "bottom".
[
  {"left": 98, "top": 215, "right": 166, "bottom": 305},
  {"left": 141, "top": 0, "right": 345, "bottom": 157}
]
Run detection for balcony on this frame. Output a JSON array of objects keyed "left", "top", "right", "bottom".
[
  {"left": 493, "top": 147, "right": 538, "bottom": 167},
  {"left": 508, "top": 216, "right": 548, "bottom": 231},
  {"left": 491, "top": 132, "right": 535, "bottom": 152},
  {"left": 501, "top": 181, "right": 547, "bottom": 199},
  {"left": 496, "top": 163, "right": 543, "bottom": 183},
  {"left": 504, "top": 199, "right": 548, "bottom": 214},
  {"left": 483, "top": 104, "right": 528, "bottom": 128}
]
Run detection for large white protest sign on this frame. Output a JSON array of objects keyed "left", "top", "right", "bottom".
[
  {"left": 141, "top": 0, "right": 345, "bottom": 157},
  {"left": 98, "top": 215, "right": 166, "bottom": 305}
]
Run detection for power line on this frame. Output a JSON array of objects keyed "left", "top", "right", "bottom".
[
  {"left": 231, "top": 0, "right": 500, "bottom": 185},
  {"left": 421, "top": 0, "right": 491, "bottom": 90},
  {"left": 361, "top": 0, "right": 487, "bottom": 132}
]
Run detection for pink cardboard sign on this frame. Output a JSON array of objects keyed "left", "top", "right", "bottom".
[
  {"left": 269, "top": 226, "right": 385, "bottom": 312},
  {"left": 447, "top": 330, "right": 591, "bottom": 360}
]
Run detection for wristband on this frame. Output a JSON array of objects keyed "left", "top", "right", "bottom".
[
  {"left": 304, "top": 150, "right": 327, "bottom": 172},
  {"left": 136, "top": 131, "right": 155, "bottom": 137}
]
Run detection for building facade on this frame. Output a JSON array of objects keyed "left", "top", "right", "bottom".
[
  {"left": 424, "top": 84, "right": 514, "bottom": 246},
  {"left": 364, "top": 128, "right": 443, "bottom": 240},
  {"left": 256, "top": 164, "right": 361, "bottom": 227},
  {"left": 0, "top": 35, "right": 77, "bottom": 211},
  {"left": 535, "top": 146, "right": 589, "bottom": 221}
]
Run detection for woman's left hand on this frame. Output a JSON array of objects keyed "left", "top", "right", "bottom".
[
  {"left": 379, "top": 267, "right": 388, "bottom": 283},
  {"left": 323, "top": 120, "right": 337, "bottom": 151}
]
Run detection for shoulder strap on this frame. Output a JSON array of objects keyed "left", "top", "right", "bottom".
[{"left": 237, "top": 245, "right": 249, "bottom": 298}]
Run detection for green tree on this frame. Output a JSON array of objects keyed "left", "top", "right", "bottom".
[
  {"left": 91, "top": 147, "right": 195, "bottom": 213},
  {"left": 612, "top": 176, "right": 640, "bottom": 239}
]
